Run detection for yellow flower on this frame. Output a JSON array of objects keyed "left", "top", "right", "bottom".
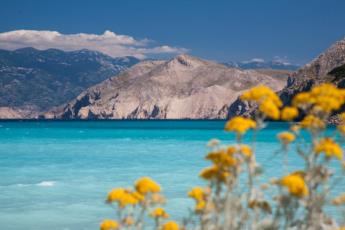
[
  {"left": 135, "top": 177, "right": 161, "bottom": 194},
  {"left": 292, "top": 92, "right": 312, "bottom": 108},
  {"left": 195, "top": 200, "right": 206, "bottom": 211},
  {"left": 277, "top": 132, "right": 295, "bottom": 145},
  {"left": 314, "top": 138, "right": 343, "bottom": 160},
  {"left": 200, "top": 165, "right": 229, "bottom": 182},
  {"left": 239, "top": 144, "right": 252, "bottom": 158},
  {"left": 188, "top": 187, "right": 209, "bottom": 212},
  {"left": 331, "top": 193, "right": 345, "bottom": 205},
  {"left": 100, "top": 219, "right": 119, "bottom": 230},
  {"left": 339, "top": 112, "right": 345, "bottom": 122},
  {"left": 227, "top": 146, "right": 237, "bottom": 154},
  {"left": 123, "top": 216, "right": 134, "bottom": 226},
  {"left": 150, "top": 207, "right": 169, "bottom": 219},
  {"left": 188, "top": 187, "right": 205, "bottom": 201},
  {"left": 337, "top": 125, "right": 345, "bottom": 136},
  {"left": 290, "top": 125, "right": 300, "bottom": 133},
  {"left": 225, "top": 116, "right": 256, "bottom": 134},
  {"left": 151, "top": 193, "right": 166, "bottom": 204},
  {"left": 207, "top": 138, "right": 220, "bottom": 147},
  {"left": 281, "top": 106, "right": 298, "bottom": 121},
  {"left": 161, "top": 221, "right": 179, "bottom": 230},
  {"left": 205, "top": 149, "right": 237, "bottom": 167},
  {"left": 259, "top": 99, "right": 280, "bottom": 120},
  {"left": 300, "top": 115, "right": 325, "bottom": 130},
  {"left": 280, "top": 173, "right": 309, "bottom": 197},
  {"left": 292, "top": 83, "right": 345, "bottom": 113},
  {"left": 240, "top": 85, "right": 282, "bottom": 107},
  {"left": 107, "top": 188, "right": 125, "bottom": 203},
  {"left": 310, "top": 84, "right": 345, "bottom": 112},
  {"left": 248, "top": 200, "right": 272, "bottom": 214},
  {"left": 131, "top": 191, "right": 145, "bottom": 202},
  {"left": 119, "top": 191, "right": 139, "bottom": 207},
  {"left": 107, "top": 188, "right": 141, "bottom": 208}
]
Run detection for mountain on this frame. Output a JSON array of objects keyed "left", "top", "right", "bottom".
[
  {"left": 223, "top": 59, "right": 300, "bottom": 71},
  {"left": 279, "top": 37, "right": 345, "bottom": 103},
  {"left": 44, "top": 54, "right": 286, "bottom": 119},
  {"left": 0, "top": 48, "right": 140, "bottom": 118},
  {"left": 228, "top": 36, "right": 345, "bottom": 120}
]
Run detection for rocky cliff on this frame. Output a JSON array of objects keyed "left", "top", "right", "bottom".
[
  {"left": 279, "top": 37, "right": 345, "bottom": 104},
  {"left": 228, "top": 36, "right": 345, "bottom": 119},
  {"left": 47, "top": 55, "right": 286, "bottom": 119}
]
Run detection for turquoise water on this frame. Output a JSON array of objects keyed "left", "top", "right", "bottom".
[{"left": 0, "top": 121, "right": 343, "bottom": 230}]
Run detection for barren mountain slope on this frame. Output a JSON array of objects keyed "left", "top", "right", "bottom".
[{"left": 48, "top": 55, "right": 286, "bottom": 119}]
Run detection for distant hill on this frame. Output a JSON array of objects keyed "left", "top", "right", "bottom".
[
  {"left": 223, "top": 59, "right": 300, "bottom": 71},
  {"left": 44, "top": 54, "right": 286, "bottom": 119},
  {"left": 0, "top": 48, "right": 139, "bottom": 117}
]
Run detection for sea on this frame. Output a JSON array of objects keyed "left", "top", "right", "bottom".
[{"left": 0, "top": 120, "right": 343, "bottom": 230}]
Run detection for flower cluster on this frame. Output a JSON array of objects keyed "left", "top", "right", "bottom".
[
  {"left": 107, "top": 188, "right": 142, "bottom": 208},
  {"left": 314, "top": 137, "right": 343, "bottom": 160},
  {"left": 292, "top": 83, "right": 345, "bottom": 113},
  {"left": 281, "top": 106, "right": 299, "bottom": 121},
  {"left": 224, "top": 116, "right": 256, "bottom": 136},
  {"left": 279, "top": 173, "right": 309, "bottom": 197},
  {"left": 188, "top": 187, "right": 209, "bottom": 212},
  {"left": 277, "top": 131, "right": 295, "bottom": 145},
  {"left": 100, "top": 220, "right": 119, "bottom": 230},
  {"left": 240, "top": 85, "right": 283, "bottom": 119},
  {"left": 101, "top": 83, "right": 345, "bottom": 230},
  {"left": 101, "top": 177, "right": 179, "bottom": 230}
]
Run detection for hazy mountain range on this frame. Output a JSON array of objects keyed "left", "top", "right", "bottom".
[
  {"left": 223, "top": 58, "right": 300, "bottom": 71},
  {"left": 0, "top": 36, "right": 345, "bottom": 120},
  {"left": 0, "top": 48, "right": 139, "bottom": 117}
]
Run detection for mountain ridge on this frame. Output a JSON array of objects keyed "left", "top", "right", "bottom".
[
  {"left": 0, "top": 47, "right": 140, "bottom": 118},
  {"left": 45, "top": 54, "right": 286, "bottom": 119},
  {"left": 223, "top": 58, "right": 300, "bottom": 71}
]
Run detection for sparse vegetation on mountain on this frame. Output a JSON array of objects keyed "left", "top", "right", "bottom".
[
  {"left": 49, "top": 55, "right": 285, "bottom": 119},
  {"left": 0, "top": 48, "right": 139, "bottom": 118}
]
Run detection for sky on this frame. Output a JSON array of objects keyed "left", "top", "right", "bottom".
[{"left": 0, "top": 0, "right": 345, "bottom": 64}]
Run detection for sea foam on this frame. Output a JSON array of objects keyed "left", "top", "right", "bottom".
[{"left": 36, "top": 181, "right": 56, "bottom": 187}]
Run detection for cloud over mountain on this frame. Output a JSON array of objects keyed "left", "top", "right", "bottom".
[{"left": 0, "top": 30, "right": 187, "bottom": 58}]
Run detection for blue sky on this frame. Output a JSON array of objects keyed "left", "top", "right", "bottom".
[{"left": 1, "top": 0, "right": 345, "bottom": 64}]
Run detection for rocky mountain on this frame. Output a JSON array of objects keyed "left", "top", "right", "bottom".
[
  {"left": 0, "top": 48, "right": 139, "bottom": 118},
  {"left": 279, "top": 37, "right": 345, "bottom": 104},
  {"left": 228, "top": 36, "right": 345, "bottom": 120},
  {"left": 45, "top": 54, "right": 286, "bottom": 119},
  {"left": 223, "top": 58, "right": 300, "bottom": 71}
]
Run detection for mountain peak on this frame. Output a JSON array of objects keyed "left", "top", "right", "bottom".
[
  {"left": 167, "top": 54, "right": 207, "bottom": 69},
  {"left": 299, "top": 36, "right": 345, "bottom": 77}
]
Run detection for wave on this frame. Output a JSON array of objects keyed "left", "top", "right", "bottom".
[
  {"left": 36, "top": 181, "right": 56, "bottom": 187},
  {"left": 15, "top": 181, "right": 56, "bottom": 187}
]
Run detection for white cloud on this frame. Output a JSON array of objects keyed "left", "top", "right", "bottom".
[
  {"left": 241, "top": 58, "right": 265, "bottom": 64},
  {"left": 249, "top": 58, "right": 265, "bottom": 63},
  {"left": 272, "top": 56, "right": 291, "bottom": 65},
  {"left": 0, "top": 30, "right": 187, "bottom": 59}
]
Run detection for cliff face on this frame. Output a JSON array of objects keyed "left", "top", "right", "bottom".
[
  {"left": 279, "top": 37, "right": 345, "bottom": 105},
  {"left": 47, "top": 55, "right": 286, "bottom": 119},
  {"left": 227, "top": 37, "right": 345, "bottom": 119}
]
